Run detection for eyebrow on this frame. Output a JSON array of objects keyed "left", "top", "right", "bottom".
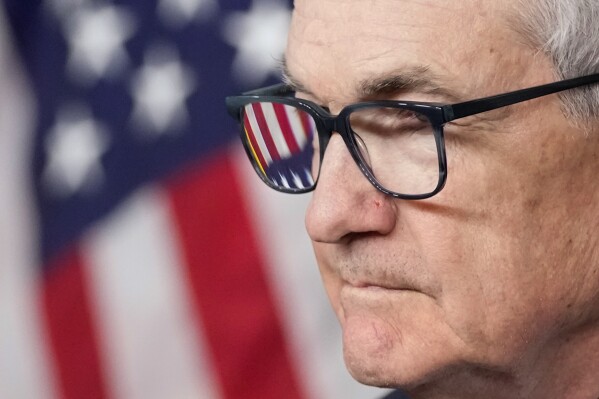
[
  {"left": 281, "top": 56, "right": 463, "bottom": 103},
  {"left": 358, "top": 67, "right": 464, "bottom": 102}
]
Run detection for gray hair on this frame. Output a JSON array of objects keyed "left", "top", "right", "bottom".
[{"left": 514, "top": 0, "right": 599, "bottom": 123}]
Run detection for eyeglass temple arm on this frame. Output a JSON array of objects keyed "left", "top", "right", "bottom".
[{"left": 444, "top": 73, "right": 599, "bottom": 122}]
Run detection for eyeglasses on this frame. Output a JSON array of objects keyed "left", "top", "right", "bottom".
[{"left": 226, "top": 73, "right": 599, "bottom": 199}]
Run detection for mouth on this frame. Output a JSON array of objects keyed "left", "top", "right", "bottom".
[
  {"left": 342, "top": 278, "right": 421, "bottom": 293},
  {"left": 338, "top": 280, "right": 429, "bottom": 326},
  {"left": 335, "top": 275, "right": 436, "bottom": 329}
]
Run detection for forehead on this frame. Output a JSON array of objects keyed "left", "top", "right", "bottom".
[{"left": 285, "top": 0, "right": 525, "bottom": 104}]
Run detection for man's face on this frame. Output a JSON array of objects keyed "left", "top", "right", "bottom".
[{"left": 286, "top": 0, "right": 599, "bottom": 392}]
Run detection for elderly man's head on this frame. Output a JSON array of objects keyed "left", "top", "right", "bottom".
[
  {"left": 227, "top": 0, "right": 599, "bottom": 397},
  {"left": 286, "top": 0, "right": 599, "bottom": 397}
]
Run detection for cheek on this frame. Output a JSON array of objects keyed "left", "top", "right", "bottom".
[
  {"left": 406, "top": 211, "right": 549, "bottom": 365},
  {"left": 411, "top": 134, "right": 588, "bottom": 362},
  {"left": 403, "top": 144, "right": 546, "bottom": 337}
]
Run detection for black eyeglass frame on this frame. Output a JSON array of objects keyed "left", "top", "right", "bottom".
[{"left": 226, "top": 73, "right": 599, "bottom": 199}]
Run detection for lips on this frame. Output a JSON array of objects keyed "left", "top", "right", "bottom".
[{"left": 342, "top": 276, "right": 420, "bottom": 292}]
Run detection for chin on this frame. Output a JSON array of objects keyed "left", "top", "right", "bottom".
[
  {"left": 339, "top": 307, "right": 468, "bottom": 390},
  {"left": 344, "top": 350, "right": 407, "bottom": 389},
  {"left": 342, "top": 341, "right": 463, "bottom": 392},
  {"left": 342, "top": 331, "right": 432, "bottom": 390}
]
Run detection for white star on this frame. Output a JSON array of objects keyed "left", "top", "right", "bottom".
[
  {"left": 129, "top": 45, "right": 197, "bottom": 137},
  {"left": 157, "top": 0, "right": 218, "bottom": 29},
  {"left": 63, "top": 4, "right": 136, "bottom": 86},
  {"left": 222, "top": 0, "right": 291, "bottom": 86},
  {"left": 43, "top": 105, "right": 110, "bottom": 198}
]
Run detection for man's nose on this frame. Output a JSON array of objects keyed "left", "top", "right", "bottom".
[{"left": 305, "top": 134, "right": 397, "bottom": 243}]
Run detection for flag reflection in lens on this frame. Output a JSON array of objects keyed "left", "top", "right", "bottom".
[{"left": 243, "top": 102, "right": 317, "bottom": 191}]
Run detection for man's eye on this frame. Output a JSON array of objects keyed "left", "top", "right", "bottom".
[
  {"left": 350, "top": 108, "right": 430, "bottom": 135},
  {"left": 385, "top": 111, "right": 428, "bottom": 127}
]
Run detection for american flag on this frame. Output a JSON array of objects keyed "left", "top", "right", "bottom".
[{"left": 0, "top": 0, "right": 389, "bottom": 398}]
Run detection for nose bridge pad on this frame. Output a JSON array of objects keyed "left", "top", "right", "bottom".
[{"left": 353, "top": 133, "right": 372, "bottom": 168}]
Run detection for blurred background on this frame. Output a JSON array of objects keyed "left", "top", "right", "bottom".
[{"left": 0, "top": 0, "right": 389, "bottom": 398}]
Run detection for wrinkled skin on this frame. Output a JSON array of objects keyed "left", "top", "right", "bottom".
[{"left": 285, "top": 1, "right": 599, "bottom": 398}]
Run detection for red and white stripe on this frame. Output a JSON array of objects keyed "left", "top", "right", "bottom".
[
  {"left": 243, "top": 102, "right": 315, "bottom": 172},
  {"left": 84, "top": 186, "right": 221, "bottom": 399}
]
